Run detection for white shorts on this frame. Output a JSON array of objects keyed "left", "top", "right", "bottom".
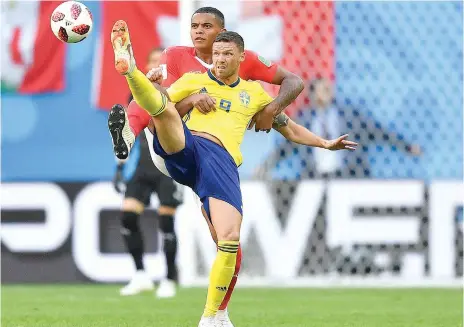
[{"left": 144, "top": 128, "right": 171, "bottom": 178}]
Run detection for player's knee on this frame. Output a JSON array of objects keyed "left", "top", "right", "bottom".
[
  {"left": 154, "top": 102, "right": 177, "bottom": 122},
  {"left": 158, "top": 205, "right": 176, "bottom": 216},
  {"left": 158, "top": 214, "right": 175, "bottom": 235},
  {"left": 122, "top": 198, "right": 144, "bottom": 213},
  {"left": 121, "top": 211, "right": 140, "bottom": 232},
  {"left": 217, "top": 230, "right": 240, "bottom": 242},
  {"left": 165, "top": 102, "right": 179, "bottom": 115}
]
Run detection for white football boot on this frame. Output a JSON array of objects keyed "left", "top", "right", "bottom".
[
  {"left": 215, "top": 309, "right": 235, "bottom": 327},
  {"left": 198, "top": 316, "right": 219, "bottom": 327},
  {"left": 155, "top": 279, "right": 176, "bottom": 299},
  {"left": 108, "top": 104, "right": 135, "bottom": 160},
  {"left": 111, "top": 20, "right": 136, "bottom": 75},
  {"left": 119, "top": 271, "right": 154, "bottom": 296}
]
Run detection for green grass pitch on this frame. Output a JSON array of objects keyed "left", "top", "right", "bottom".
[{"left": 2, "top": 285, "right": 462, "bottom": 327}]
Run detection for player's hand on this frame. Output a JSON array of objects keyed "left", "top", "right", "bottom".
[
  {"left": 191, "top": 94, "right": 216, "bottom": 114},
  {"left": 249, "top": 106, "right": 276, "bottom": 132},
  {"left": 146, "top": 67, "right": 163, "bottom": 84},
  {"left": 324, "top": 134, "right": 358, "bottom": 151},
  {"left": 113, "top": 162, "right": 126, "bottom": 193}
]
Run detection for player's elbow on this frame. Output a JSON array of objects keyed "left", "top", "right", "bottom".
[
  {"left": 174, "top": 102, "right": 191, "bottom": 118},
  {"left": 275, "top": 67, "right": 304, "bottom": 93},
  {"left": 287, "top": 73, "right": 304, "bottom": 93},
  {"left": 296, "top": 76, "right": 305, "bottom": 94}
]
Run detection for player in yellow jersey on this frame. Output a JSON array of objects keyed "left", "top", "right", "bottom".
[{"left": 111, "top": 21, "right": 356, "bottom": 327}]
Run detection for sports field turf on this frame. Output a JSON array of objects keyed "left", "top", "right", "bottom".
[{"left": 2, "top": 285, "right": 462, "bottom": 327}]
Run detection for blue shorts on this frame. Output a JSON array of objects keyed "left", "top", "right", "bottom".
[{"left": 152, "top": 121, "right": 242, "bottom": 218}]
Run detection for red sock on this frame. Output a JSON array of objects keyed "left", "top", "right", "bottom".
[
  {"left": 127, "top": 100, "right": 151, "bottom": 137},
  {"left": 219, "top": 245, "right": 242, "bottom": 310}
]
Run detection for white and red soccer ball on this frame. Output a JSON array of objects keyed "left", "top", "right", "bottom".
[{"left": 50, "top": 1, "right": 93, "bottom": 43}]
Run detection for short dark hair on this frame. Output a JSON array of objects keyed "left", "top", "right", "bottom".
[
  {"left": 193, "top": 7, "right": 225, "bottom": 28},
  {"left": 214, "top": 31, "right": 244, "bottom": 52},
  {"left": 147, "top": 47, "right": 164, "bottom": 62},
  {"left": 150, "top": 47, "right": 164, "bottom": 53},
  {"left": 148, "top": 47, "right": 164, "bottom": 55}
]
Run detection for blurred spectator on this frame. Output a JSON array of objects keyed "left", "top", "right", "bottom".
[
  {"left": 256, "top": 77, "right": 422, "bottom": 179},
  {"left": 128, "top": 47, "right": 164, "bottom": 104}
]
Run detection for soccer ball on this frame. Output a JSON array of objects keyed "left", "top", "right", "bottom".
[{"left": 50, "top": 1, "right": 93, "bottom": 43}]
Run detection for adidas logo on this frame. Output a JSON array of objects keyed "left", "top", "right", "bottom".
[
  {"left": 199, "top": 87, "right": 208, "bottom": 94},
  {"left": 216, "top": 286, "right": 227, "bottom": 292}
]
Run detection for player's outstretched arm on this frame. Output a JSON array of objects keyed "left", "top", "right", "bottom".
[{"left": 273, "top": 113, "right": 358, "bottom": 151}]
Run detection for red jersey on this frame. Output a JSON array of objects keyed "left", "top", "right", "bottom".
[{"left": 159, "top": 46, "right": 278, "bottom": 87}]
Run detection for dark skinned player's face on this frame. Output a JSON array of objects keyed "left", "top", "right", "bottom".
[
  {"left": 212, "top": 42, "right": 245, "bottom": 80},
  {"left": 190, "top": 13, "right": 225, "bottom": 51}
]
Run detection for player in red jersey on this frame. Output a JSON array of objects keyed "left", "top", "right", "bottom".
[
  {"left": 111, "top": 6, "right": 304, "bottom": 160},
  {"left": 108, "top": 7, "right": 303, "bottom": 327}
]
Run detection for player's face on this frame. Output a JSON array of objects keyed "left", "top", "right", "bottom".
[
  {"left": 313, "top": 79, "right": 334, "bottom": 108},
  {"left": 212, "top": 42, "right": 245, "bottom": 79},
  {"left": 145, "top": 50, "right": 162, "bottom": 71},
  {"left": 191, "top": 13, "right": 224, "bottom": 51}
]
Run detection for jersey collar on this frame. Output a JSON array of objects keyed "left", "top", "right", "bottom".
[
  {"left": 190, "top": 47, "right": 214, "bottom": 69},
  {"left": 207, "top": 70, "right": 240, "bottom": 88}
]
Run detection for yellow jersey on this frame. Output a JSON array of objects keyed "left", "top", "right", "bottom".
[{"left": 167, "top": 70, "right": 274, "bottom": 166}]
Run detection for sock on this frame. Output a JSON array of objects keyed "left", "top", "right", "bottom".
[
  {"left": 219, "top": 245, "right": 242, "bottom": 310},
  {"left": 127, "top": 100, "right": 151, "bottom": 137},
  {"left": 125, "top": 68, "right": 167, "bottom": 117},
  {"left": 158, "top": 214, "right": 178, "bottom": 281},
  {"left": 203, "top": 241, "right": 239, "bottom": 317},
  {"left": 121, "top": 211, "right": 145, "bottom": 271}
]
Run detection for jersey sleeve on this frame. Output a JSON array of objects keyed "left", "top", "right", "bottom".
[
  {"left": 244, "top": 50, "right": 278, "bottom": 84},
  {"left": 160, "top": 48, "right": 181, "bottom": 87},
  {"left": 166, "top": 74, "right": 196, "bottom": 103}
]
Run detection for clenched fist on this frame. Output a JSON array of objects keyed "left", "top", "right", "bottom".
[{"left": 146, "top": 67, "right": 164, "bottom": 84}]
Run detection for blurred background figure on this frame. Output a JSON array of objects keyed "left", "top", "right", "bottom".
[
  {"left": 114, "top": 47, "right": 183, "bottom": 298},
  {"left": 254, "top": 77, "right": 422, "bottom": 180},
  {"left": 253, "top": 76, "right": 423, "bottom": 276}
]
